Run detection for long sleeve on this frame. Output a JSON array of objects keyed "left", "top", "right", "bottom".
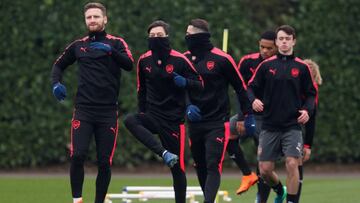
[
  {"left": 304, "top": 107, "right": 317, "bottom": 148},
  {"left": 51, "top": 41, "right": 77, "bottom": 85},
  {"left": 222, "top": 56, "right": 252, "bottom": 115},
  {"left": 111, "top": 38, "right": 134, "bottom": 71},
  {"left": 137, "top": 58, "right": 146, "bottom": 113},
  {"left": 238, "top": 57, "right": 252, "bottom": 83},
  {"left": 304, "top": 82, "right": 319, "bottom": 148},
  {"left": 182, "top": 57, "right": 204, "bottom": 91},
  {"left": 182, "top": 61, "right": 201, "bottom": 106},
  {"left": 247, "top": 63, "right": 266, "bottom": 103},
  {"left": 51, "top": 65, "right": 64, "bottom": 85},
  {"left": 301, "top": 64, "right": 317, "bottom": 116}
]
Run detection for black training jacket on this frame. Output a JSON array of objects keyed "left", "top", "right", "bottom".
[
  {"left": 137, "top": 49, "right": 203, "bottom": 123},
  {"left": 51, "top": 30, "right": 133, "bottom": 109},
  {"left": 184, "top": 47, "right": 252, "bottom": 123},
  {"left": 238, "top": 52, "right": 266, "bottom": 116},
  {"left": 238, "top": 52, "right": 264, "bottom": 84},
  {"left": 248, "top": 53, "right": 317, "bottom": 131}
]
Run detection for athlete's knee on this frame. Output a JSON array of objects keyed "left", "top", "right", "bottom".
[
  {"left": 71, "top": 152, "right": 87, "bottom": 165},
  {"left": 206, "top": 159, "right": 221, "bottom": 175},
  {"left": 97, "top": 159, "right": 111, "bottom": 171},
  {"left": 258, "top": 168, "right": 268, "bottom": 178},
  {"left": 226, "top": 139, "right": 239, "bottom": 154},
  {"left": 170, "top": 162, "right": 182, "bottom": 172},
  {"left": 123, "top": 113, "right": 137, "bottom": 128},
  {"left": 259, "top": 162, "right": 274, "bottom": 177},
  {"left": 285, "top": 157, "right": 299, "bottom": 172},
  {"left": 170, "top": 166, "right": 186, "bottom": 178},
  {"left": 193, "top": 161, "right": 206, "bottom": 172}
]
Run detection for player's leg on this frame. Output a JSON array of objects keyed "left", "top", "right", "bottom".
[
  {"left": 93, "top": 111, "right": 118, "bottom": 203},
  {"left": 282, "top": 129, "right": 303, "bottom": 203},
  {"left": 123, "top": 113, "right": 168, "bottom": 157},
  {"left": 256, "top": 158, "right": 271, "bottom": 203},
  {"left": 203, "top": 122, "right": 229, "bottom": 203},
  {"left": 70, "top": 112, "right": 94, "bottom": 202},
  {"left": 258, "top": 130, "right": 286, "bottom": 203},
  {"left": 294, "top": 160, "right": 303, "bottom": 202},
  {"left": 189, "top": 124, "right": 207, "bottom": 191},
  {"left": 228, "top": 138, "right": 252, "bottom": 175},
  {"left": 255, "top": 168, "right": 271, "bottom": 203},
  {"left": 253, "top": 117, "right": 271, "bottom": 203},
  {"left": 231, "top": 140, "right": 258, "bottom": 195},
  {"left": 228, "top": 114, "right": 258, "bottom": 195},
  {"left": 296, "top": 113, "right": 315, "bottom": 202},
  {"left": 158, "top": 123, "right": 187, "bottom": 203},
  {"left": 228, "top": 115, "right": 254, "bottom": 172},
  {"left": 284, "top": 156, "right": 300, "bottom": 203}
]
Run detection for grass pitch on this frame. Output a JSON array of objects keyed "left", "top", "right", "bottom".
[{"left": 0, "top": 174, "right": 358, "bottom": 202}]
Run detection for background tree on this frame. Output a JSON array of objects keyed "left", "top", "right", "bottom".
[{"left": 0, "top": 0, "right": 358, "bottom": 168}]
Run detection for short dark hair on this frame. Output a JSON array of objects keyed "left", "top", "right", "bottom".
[
  {"left": 84, "top": 2, "right": 107, "bottom": 16},
  {"left": 260, "top": 30, "right": 276, "bottom": 41},
  {"left": 189, "top": 18, "right": 209, "bottom": 32},
  {"left": 147, "top": 20, "right": 170, "bottom": 35},
  {"left": 276, "top": 25, "right": 296, "bottom": 39}
]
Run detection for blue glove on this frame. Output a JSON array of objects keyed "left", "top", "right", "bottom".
[
  {"left": 173, "top": 72, "right": 187, "bottom": 88},
  {"left": 244, "top": 114, "right": 256, "bottom": 136},
  {"left": 90, "top": 42, "right": 112, "bottom": 53},
  {"left": 52, "top": 82, "right": 66, "bottom": 101},
  {"left": 186, "top": 105, "right": 202, "bottom": 122}
]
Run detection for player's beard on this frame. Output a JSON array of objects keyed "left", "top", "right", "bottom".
[{"left": 87, "top": 22, "right": 105, "bottom": 32}]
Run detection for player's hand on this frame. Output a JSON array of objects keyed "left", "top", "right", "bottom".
[
  {"left": 297, "top": 110, "right": 309, "bottom": 124},
  {"left": 303, "top": 147, "right": 311, "bottom": 162},
  {"left": 90, "top": 42, "right": 112, "bottom": 53},
  {"left": 244, "top": 114, "right": 256, "bottom": 136},
  {"left": 252, "top": 99, "right": 264, "bottom": 112},
  {"left": 235, "top": 121, "right": 246, "bottom": 136},
  {"left": 186, "top": 105, "right": 202, "bottom": 122},
  {"left": 173, "top": 72, "right": 187, "bottom": 88},
  {"left": 52, "top": 82, "right": 66, "bottom": 101}
]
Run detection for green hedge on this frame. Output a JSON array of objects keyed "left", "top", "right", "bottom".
[{"left": 0, "top": 0, "right": 359, "bottom": 168}]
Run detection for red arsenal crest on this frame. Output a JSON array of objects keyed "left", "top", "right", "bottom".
[
  {"left": 72, "top": 120, "right": 80, "bottom": 129},
  {"left": 166, "top": 64, "right": 174, "bottom": 73},
  {"left": 291, "top": 68, "right": 299, "bottom": 78},
  {"left": 207, "top": 61, "right": 215, "bottom": 70}
]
